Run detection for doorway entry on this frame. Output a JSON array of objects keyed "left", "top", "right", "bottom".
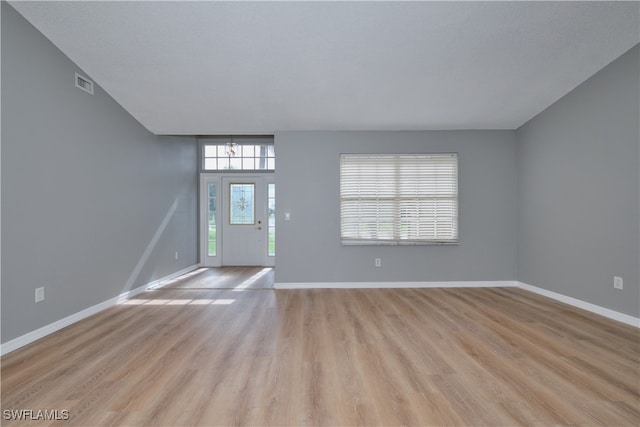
[{"left": 200, "top": 174, "right": 275, "bottom": 267}]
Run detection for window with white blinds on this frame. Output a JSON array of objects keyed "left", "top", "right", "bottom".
[{"left": 340, "top": 153, "right": 458, "bottom": 245}]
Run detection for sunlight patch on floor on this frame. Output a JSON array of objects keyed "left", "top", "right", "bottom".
[
  {"left": 119, "top": 298, "right": 235, "bottom": 306},
  {"left": 152, "top": 268, "right": 209, "bottom": 288},
  {"left": 233, "top": 268, "right": 272, "bottom": 292}
]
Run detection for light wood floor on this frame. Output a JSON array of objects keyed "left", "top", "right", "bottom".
[
  {"left": 2, "top": 268, "right": 638, "bottom": 426},
  {"left": 161, "top": 266, "right": 275, "bottom": 290}
]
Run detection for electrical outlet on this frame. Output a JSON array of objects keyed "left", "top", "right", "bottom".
[
  {"left": 613, "top": 276, "right": 623, "bottom": 290},
  {"left": 175, "top": 251, "right": 179, "bottom": 260},
  {"left": 35, "top": 287, "right": 45, "bottom": 303},
  {"left": 375, "top": 258, "right": 381, "bottom": 267}
]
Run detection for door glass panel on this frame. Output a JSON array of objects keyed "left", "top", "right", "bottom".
[
  {"left": 268, "top": 183, "right": 275, "bottom": 256},
  {"left": 208, "top": 183, "right": 217, "bottom": 256},
  {"left": 230, "top": 184, "right": 255, "bottom": 224}
]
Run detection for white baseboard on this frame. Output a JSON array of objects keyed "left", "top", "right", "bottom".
[
  {"left": 4, "top": 272, "right": 635, "bottom": 356},
  {"left": 146, "top": 264, "right": 202, "bottom": 289},
  {"left": 275, "top": 280, "right": 638, "bottom": 328},
  {"left": 517, "top": 281, "right": 639, "bottom": 328},
  {"left": 274, "top": 280, "right": 517, "bottom": 289},
  {"left": 0, "top": 264, "right": 201, "bottom": 356}
]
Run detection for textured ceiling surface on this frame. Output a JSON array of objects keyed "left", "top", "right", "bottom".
[{"left": 9, "top": 1, "right": 640, "bottom": 135}]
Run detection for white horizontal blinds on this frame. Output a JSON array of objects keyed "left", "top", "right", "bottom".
[{"left": 340, "top": 153, "right": 458, "bottom": 244}]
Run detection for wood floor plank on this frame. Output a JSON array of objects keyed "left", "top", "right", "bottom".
[{"left": 2, "top": 267, "right": 638, "bottom": 426}]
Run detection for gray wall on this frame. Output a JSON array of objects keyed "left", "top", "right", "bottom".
[
  {"left": 275, "top": 130, "right": 517, "bottom": 284},
  {"left": 517, "top": 45, "right": 639, "bottom": 317},
  {"left": 1, "top": 3, "right": 198, "bottom": 343}
]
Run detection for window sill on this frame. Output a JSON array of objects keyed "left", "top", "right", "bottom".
[{"left": 341, "top": 240, "right": 459, "bottom": 246}]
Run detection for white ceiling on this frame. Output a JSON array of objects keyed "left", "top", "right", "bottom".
[{"left": 9, "top": 1, "right": 640, "bottom": 135}]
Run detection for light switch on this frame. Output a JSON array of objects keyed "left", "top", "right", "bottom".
[{"left": 285, "top": 212, "right": 291, "bottom": 221}]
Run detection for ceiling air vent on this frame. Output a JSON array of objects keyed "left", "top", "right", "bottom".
[{"left": 75, "top": 72, "right": 94, "bottom": 95}]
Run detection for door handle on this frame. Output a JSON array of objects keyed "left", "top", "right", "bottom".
[{"left": 257, "top": 226, "right": 262, "bottom": 230}]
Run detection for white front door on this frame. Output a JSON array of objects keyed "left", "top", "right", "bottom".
[
  {"left": 200, "top": 174, "right": 274, "bottom": 267},
  {"left": 222, "top": 177, "right": 263, "bottom": 266}
]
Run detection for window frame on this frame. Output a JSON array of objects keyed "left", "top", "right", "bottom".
[{"left": 339, "top": 153, "right": 459, "bottom": 246}]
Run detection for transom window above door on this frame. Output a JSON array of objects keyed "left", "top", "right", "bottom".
[{"left": 202, "top": 137, "right": 275, "bottom": 171}]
